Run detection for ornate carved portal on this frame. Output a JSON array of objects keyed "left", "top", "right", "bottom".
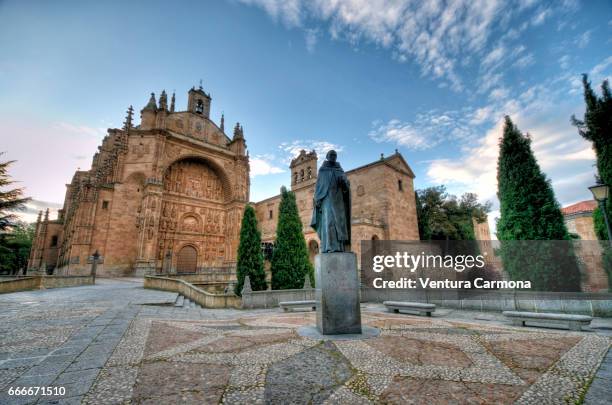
[
  {"left": 162, "top": 158, "right": 223, "bottom": 201},
  {"left": 158, "top": 158, "right": 229, "bottom": 271}
]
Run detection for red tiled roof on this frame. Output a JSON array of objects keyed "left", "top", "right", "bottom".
[{"left": 561, "top": 200, "right": 597, "bottom": 215}]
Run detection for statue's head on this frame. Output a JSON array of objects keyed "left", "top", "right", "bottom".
[{"left": 326, "top": 150, "right": 337, "bottom": 163}]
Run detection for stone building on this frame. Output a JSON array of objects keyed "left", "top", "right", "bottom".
[
  {"left": 28, "top": 85, "right": 250, "bottom": 277},
  {"left": 562, "top": 200, "right": 598, "bottom": 240},
  {"left": 253, "top": 150, "right": 420, "bottom": 264},
  {"left": 561, "top": 200, "right": 609, "bottom": 292},
  {"left": 27, "top": 86, "right": 422, "bottom": 278}
]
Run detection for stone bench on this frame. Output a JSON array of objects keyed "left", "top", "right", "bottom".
[
  {"left": 383, "top": 301, "right": 436, "bottom": 316},
  {"left": 279, "top": 300, "right": 316, "bottom": 312},
  {"left": 503, "top": 310, "right": 592, "bottom": 331}
]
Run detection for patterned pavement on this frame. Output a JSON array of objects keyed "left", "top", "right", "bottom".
[{"left": 0, "top": 279, "right": 610, "bottom": 404}]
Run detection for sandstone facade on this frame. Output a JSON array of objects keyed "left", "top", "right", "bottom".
[{"left": 28, "top": 86, "right": 249, "bottom": 277}]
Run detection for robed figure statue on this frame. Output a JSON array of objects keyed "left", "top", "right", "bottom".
[{"left": 310, "top": 150, "right": 351, "bottom": 253}]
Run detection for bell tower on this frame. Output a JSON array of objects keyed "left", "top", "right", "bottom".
[
  {"left": 290, "top": 150, "right": 318, "bottom": 190},
  {"left": 187, "top": 83, "right": 211, "bottom": 118}
]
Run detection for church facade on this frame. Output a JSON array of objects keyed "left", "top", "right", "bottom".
[
  {"left": 27, "top": 86, "right": 420, "bottom": 277},
  {"left": 253, "top": 150, "right": 420, "bottom": 264},
  {"left": 28, "top": 86, "right": 249, "bottom": 277}
]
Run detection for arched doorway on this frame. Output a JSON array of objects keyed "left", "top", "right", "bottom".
[
  {"left": 308, "top": 240, "right": 319, "bottom": 264},
  {"left": 176, "top": 245, "right": 198, "bottom": 273}
]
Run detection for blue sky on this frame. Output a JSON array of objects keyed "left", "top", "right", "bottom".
[{"left": 1, "top": 0, "right": 611, "bottom": 234}]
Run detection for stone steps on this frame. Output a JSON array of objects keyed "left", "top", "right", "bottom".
[{"left": 174, "top": 295, "right": 202, "bottom": 310}]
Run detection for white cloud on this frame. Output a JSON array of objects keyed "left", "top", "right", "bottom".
[
  {"left": 531, "top": 7, "right": 551, "bottom": 26},
  {"left": 250, "top": 154, "right": 285, "bottom": 176},
  {"left": 590, "top": 56, "right": 612, "bottom": 79},
  {"left": 238, "top": 0, "right": 517, "bottom": 91},
  {"left": 470, "top": 106, "right": 494, "bottom": 125},
  {"left": 559, "top": 54, "right": 571, "bottom": 70},
  {"left": 238, "top": 0, "right": 303, "bottom": 27},
  {"left": 489, "top": 87, "right": 509, "bottom": 100},
  {"left": 11, "top": 199, "right": 63, "bottom": 224},
  {"left": 575, "top": 30, "right": 592, "bottom": 48},
  {"left": 513, "top": 53, "right": 535, "bottom": 69},
  {"left": 278, "top": 140, "right": 343, "bottom": 164},
  {"left": 304, "top": 28, "right": 319, "bottom": 53},
  {"left": 369, "top": 119, "right": 432, "bottom": 150}
]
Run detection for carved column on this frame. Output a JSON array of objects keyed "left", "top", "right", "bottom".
[{"left": 135, "top": 179, "right": 163, "bottom": 275}]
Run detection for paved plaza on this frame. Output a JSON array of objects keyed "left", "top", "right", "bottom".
[{"left": 0, "top": 279, "right": 611, "bottom": 404}]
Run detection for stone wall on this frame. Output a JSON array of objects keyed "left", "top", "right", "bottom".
[
  {"left": 144, "top": 275, "right": 241, "bottom": 308},
  {"left": 0, "top": 275, "right": 94, "bottom": 294},
  {"left": 241, "top": 288, "right": 315, "bottom": 309}
]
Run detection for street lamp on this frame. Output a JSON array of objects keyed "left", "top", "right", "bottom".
[{"left": 589, "top": 183, "right": 612, "bottom": 246}]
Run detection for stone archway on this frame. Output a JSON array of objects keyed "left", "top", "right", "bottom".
[
  {"left": 176, "top": 245, "right": 198, "bottom": 273},
  {"left": 158, "top": 156, "right": 232, "bottom": 269}
]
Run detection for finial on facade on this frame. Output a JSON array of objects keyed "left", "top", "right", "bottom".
[
  {"left": 199, "top": 79, "right": 203, "bottom": 90},
  {"left": 170, "top": 91, "right": 175, "bottom": 112},
  {"left": 159, "top": 90, "right": 168, "bottom": 110},
  {"left": 380, "top": 153, "right": 384, "bottom": 160},
  {"left": 395, "top": 148, "right": 398, "bottom": 154},
  {"left": 220, "top": 113, "right": 225, "bottom": 132},
  {"left": 123, "top": 105, "right": 134, "bottom": 130},
  {"left": 143, "top": 92, "right": 157, "bottom": 111},
  {"left": 233, "top": 122, "right": 243, "bottom": 139}
]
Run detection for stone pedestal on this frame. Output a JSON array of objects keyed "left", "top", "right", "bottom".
[{"left": 315, "top": 252, "right": 362, "bottom": 335}]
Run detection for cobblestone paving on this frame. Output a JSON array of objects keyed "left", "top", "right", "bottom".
[{"left": 0, "top": 279, "right": 611, "bottom": 404}]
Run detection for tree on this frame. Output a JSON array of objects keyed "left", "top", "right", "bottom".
[
  {"left": 271, "top": 186, "right": 314, "bottom": 289},
  {"left": 0, "top": 155, "right": 30, "bottom": 232},
  {"left": 416, "top": 186, "right": 490, "bottom": 240},
  {"left": 496, "top": 116, "right": 581, "bottom": 291},
  {"left": 571, "top": 75, "right": 612, "bottom": 240},
  {"left": 0, "top": 222, "right": 34, "bottom": 275},
  {"left": 234, "top": 205, "right": 267, "bottom": 295}
]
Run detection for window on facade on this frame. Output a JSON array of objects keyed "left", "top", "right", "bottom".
[
  {"left": 300, "top": 169, "right": 304, "bottom": 181},
  {"left": 50, "top": 235, "right": 58, "bottom": 247},
  {"left": 102, "top": 201, "right": 109, "bottom": 209},
  {"left": 294, "top": 172, "right": 298, "bottom": 183},
  {"left": 307, "top": 167, "right": 312, "bottom": 179},
  {"left": 398, "top": 179, "right": 403, "bottom": 191},
  {"left": 269, "top": 210, "right": 273, "bottom": 219}
]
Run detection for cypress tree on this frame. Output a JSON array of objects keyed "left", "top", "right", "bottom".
[
  {"left": 572, "top": 75, "right": 612, "bottom": 240},
  {"left": 496, "top": 116, "right": 581, "bottom": 291},
  {"left": 0, "top": 155, "right": 30, "bottom": 232},
  {"left": 271, "top": 186, "right": 314, "bottom": 289},
  {"left": 234, "top": 205, "right": 267, "bottom": 295}
]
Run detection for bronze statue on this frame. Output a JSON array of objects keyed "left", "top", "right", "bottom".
[{"left": 310, "top": 150, "right": 351, "bottom": 252}]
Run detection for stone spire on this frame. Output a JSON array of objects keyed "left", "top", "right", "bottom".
[
  {"left": 142, "top": 93, "right": 157, "bottom": 111},
  {"left": 36, "top": 210, "right": 42, "bottom": 224},
  {"left": 44, "top": 208, "right": 49, "bottom": 222},
  {"left": 170, "top": 91, "right": 175, "bottom": 112},
  {"left": 233, "top": 122, "right": 244, "bottom": 140},
  {"left": 123, "top": 105, "right": 134, "bottom": 130},
  {"left": 220, "top": 113, "right": 225, "bottom": 132},
  {"left": 159, "top": 90, "right": 168, "bottom": 111}
]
